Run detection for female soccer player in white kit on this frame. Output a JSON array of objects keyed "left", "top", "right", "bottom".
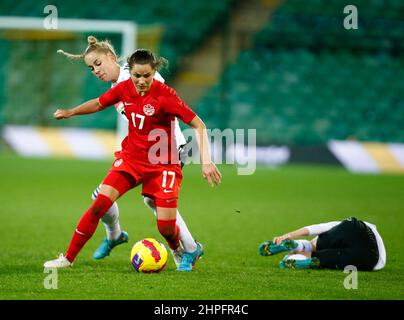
[
  {"left": 258, "top": 217, "right": 386, "bottom": 271},
  {"left": 57, "top": 36, "right": 202, "bottom": 268}
]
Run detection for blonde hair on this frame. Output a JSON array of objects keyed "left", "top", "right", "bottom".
[{"left": 57, "top": 36, "right": 118, "bottom": 60}]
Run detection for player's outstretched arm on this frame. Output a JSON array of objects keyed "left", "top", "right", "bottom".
[
  {"left": 272, "top": 227, "right": 310, "bottom": 245},
  {"left": 54, "top": 98, "right": 103, "bottom": 120},
  {"left": 188, "top": 115, "right": 222, "bottom": 187}
]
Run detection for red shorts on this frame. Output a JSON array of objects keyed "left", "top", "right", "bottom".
[{"left": 102, "top": 156, "right": 183, "bottom": 208}]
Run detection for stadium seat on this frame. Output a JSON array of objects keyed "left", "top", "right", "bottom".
[
  {"left": 196, "top": 46, "right": 404, "bottom": 145},
  {"left": 193, "top": 0, "right": 404, "bottom": 145}
]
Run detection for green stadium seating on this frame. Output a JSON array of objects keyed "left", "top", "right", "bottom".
[
  {"left": 196, "top": 48, "right": 404, "bottom": 145},
  {"left": 255, "top": 0, "right": 404, "bottom": 52},
  {"left": 195, "top": 0, "right": 404, "bottom": 145}
]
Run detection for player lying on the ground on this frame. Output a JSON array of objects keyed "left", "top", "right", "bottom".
[{"left": 258, "top": 217, "right": 386, "bottom": 271}]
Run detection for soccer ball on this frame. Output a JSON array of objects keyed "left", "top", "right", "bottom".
[{"left": 130, "top": 238, "right": 168, "bottom": 273}]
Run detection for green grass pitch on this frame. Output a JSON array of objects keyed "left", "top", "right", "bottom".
[{"left": 0, "top": 154, "right": 403, "bottom": 300}]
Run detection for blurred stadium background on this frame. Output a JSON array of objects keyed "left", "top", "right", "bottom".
[{"left": 0, "top": 0, "right": 403, "bottom": 173}]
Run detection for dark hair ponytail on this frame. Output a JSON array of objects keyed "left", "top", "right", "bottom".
[{"left": 127, "top": 49, "right": 168, "bottom": 71}]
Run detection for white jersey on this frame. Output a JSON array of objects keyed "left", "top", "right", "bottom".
[
  {"left": 305, "top": 220, "right": 386, "bottom": 271},
  {"left": 112, "top": 63, "right": 187, "bottom": 147}
]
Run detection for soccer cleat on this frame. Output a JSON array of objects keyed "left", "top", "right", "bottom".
[
  {"left": 176, "top": 241, "right": 204, "bottom": 272},
  {"left": 258, "top": 240, "right": 298, "bottom": 256},
  {"left": 170, "top": 242, "right": 184, "bottom": 268},
  {"left": 43, "top": 253, "right": 72, "bottom": 268},
  {"left": 93, "top": 231, "right": 129, "bottom": 260},
  {"left": 279, "top": 256, "right": 320, "bottom": 270}
]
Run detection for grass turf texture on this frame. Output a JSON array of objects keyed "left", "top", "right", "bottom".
[{"left": 0, "top": 154, "right": 403, "bottom": 300}]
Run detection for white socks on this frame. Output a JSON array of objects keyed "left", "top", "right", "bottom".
[
  {"left": 143, "top": 196, "right": 197, "bottom": 253},
  {"left": 285, "top": 254, "right": 308, "bottom": 261},
  {"left": 176, "top": 211, "right": 197, "bottom": 253},
  {"left": 293, "top": 240, "right": 314, "bottom": 253},
  {"left": 100, "top": 202, "right": 122, "bottom": 241}
]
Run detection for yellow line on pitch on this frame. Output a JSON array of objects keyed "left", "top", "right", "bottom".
[
  {"left": 92, "top": 130, "right": 119, "bottom": 156},
  {"left": 36, "top": 127, "right": 74, "bottom": 157},
  {"left": 363, "top": 143, "right": 404, "bottom": 174}
]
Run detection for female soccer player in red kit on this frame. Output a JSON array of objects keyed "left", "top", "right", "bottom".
[
  {"left": 58, "top": 36, "right": 203, "bottom": 269},
  {"left": 44, "top": 49, "right": 222, "bottom": 271}
]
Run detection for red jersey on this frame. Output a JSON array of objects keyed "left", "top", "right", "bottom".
[{"left": 99, "top": 79, "right": 196, "bottom": 164}]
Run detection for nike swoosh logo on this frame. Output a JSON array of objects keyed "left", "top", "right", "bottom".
[
  {"left": 163, "top": 189, "right": 173, "bottom": 193},
  {"left": 75, "top": 229, "right": 87, "bottom": 236},
  {"left": 124, "top": 102, "right": 134, "bottom": 105}
]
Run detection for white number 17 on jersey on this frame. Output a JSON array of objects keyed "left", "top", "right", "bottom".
[
  {"left": 131, "top": 112, "right": 145, "bottom": 129},
  {"left": 162, "top": 170, "right": 176, "bottom": 191}
]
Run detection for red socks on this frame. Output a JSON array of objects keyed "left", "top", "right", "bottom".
[
  {"left": 65, "top": 194, "right": 113, "bottom": 262},
  {"left": 157, "top": 219, "right": 180, "bottom": 250},
  {"left": 65, "top": 194, "right": 180, "bottom": 262}
]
